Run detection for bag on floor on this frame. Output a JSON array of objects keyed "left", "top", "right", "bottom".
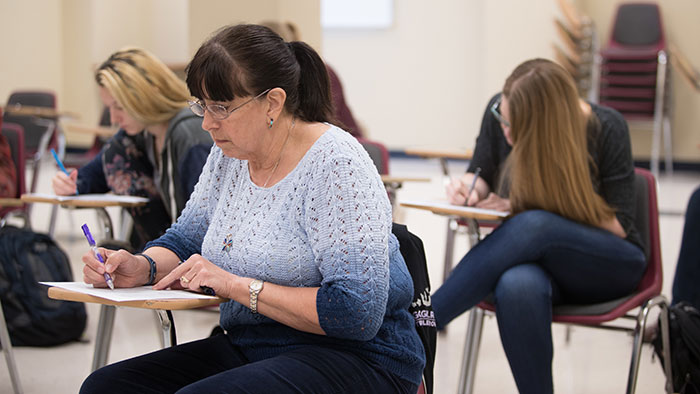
[
  {"left": 653, "top": 302, "right": 700, "bottom": 394},
  {"left": 0, "top": 225, "right": 87, "bottom": 346}
]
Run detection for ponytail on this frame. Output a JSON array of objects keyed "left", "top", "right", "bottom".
[{"left": 288, "top": 41, "right": 334, "bottom": 124}]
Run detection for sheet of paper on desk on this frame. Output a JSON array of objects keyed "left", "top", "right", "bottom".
[
  {"left": 27, "top": 193, "right": 148, "bottom": 204},
  {"left": 40, "top": 282, "right": 217, "bottom": 302},
  {"left": 400, "top": 199, "right": 510, "bottom": 217}
]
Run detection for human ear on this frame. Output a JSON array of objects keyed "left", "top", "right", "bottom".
[{"left": 265, "top": 87, "right": 287, "bottom": 119}]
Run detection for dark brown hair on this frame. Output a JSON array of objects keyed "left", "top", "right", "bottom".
[{"left": 186, "top": 24, "right": 334, "bottom": 124}]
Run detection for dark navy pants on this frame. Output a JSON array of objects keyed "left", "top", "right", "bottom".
[
  {"left": 432, "top": 210, "right": 646, "bottom": 394},
  {"left": 80, "top": 334, "right": 417, "bottom": 394},
  {"left": 672, "top": 187, "right": 700, "bottom": 309}
]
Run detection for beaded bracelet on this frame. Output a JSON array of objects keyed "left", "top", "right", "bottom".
[{"left": 135, "top": 253, "right": 157, "bottom": 285}]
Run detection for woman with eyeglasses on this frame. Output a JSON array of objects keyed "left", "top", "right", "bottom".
[
  {"left": 51, "top": 48, "right": 212, "bottom": 249},
  {"left": 78, "top": 24, "right": 424, "bottom": 394},
  {"left": 433, "top": 58, "right": 646, "bottom": 394}
]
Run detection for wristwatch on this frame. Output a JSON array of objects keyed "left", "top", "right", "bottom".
[{"left": 248, "top": 279, "right": 264, "bottom": 314}]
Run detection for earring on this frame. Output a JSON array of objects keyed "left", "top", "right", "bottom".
[{"left": 268, "top": 118, "right": 274, "bottom": 129}]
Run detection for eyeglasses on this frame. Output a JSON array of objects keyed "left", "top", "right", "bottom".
[
  {"left": 188, "top": 88, "right": 271, "bottom": 120},
  {"left": 490, "top": 98, "right": 511, "bottom": 128}
]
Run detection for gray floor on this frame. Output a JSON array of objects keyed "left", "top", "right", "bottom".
[{"left": 1, "top": 157, "right": 697, "bottom": 394}]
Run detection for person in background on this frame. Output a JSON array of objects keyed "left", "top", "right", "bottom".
[
  {"left": 259, "top": 20, "right": 365, "bottom": 138},
  {"left": 432, "top": 58, "right": 646, "bottom": 394},
  {"left": 78, "top": 24, "right": 424, "bottom": 394},
  {"left": 51, "top": 48, "right": 212, "bottom": 250},
  {"left": 672, "top": 187, "right": 700, "bottom": 310},
  {"left": 0, "top": 108, "right": 18, "bottom": 200}
]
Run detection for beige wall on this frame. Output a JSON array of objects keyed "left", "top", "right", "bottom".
[
  {"left": 578, "top": 0, "right": 700, "bottom": 162},
  {"left": 322, "top": 0, "right": 559, "bottom": 152},
  {"left": 2, "top": 0, "right": 697, "bottom": 163},
  {"left": 0, "top": 0, "right": 320, "bottom": 147}
]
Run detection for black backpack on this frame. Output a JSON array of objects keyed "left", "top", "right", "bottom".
[
  {"left": 0, "top": 225, "right": 87, "bottom": 346},
  {"left": 653, "top": 302, "right": 700, "bottom": 394},
  {"left": 392, "top": 223, "right": 437, "bottom": 394}
]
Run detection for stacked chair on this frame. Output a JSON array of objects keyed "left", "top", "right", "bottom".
[
  {"left": 552, "top": 0, "right": 598, "bottom": 100},
  {"left": 597, "top": 3, "right": 671, "bottom": 178}
]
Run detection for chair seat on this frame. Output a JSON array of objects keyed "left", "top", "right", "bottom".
[
  {"left": 600, "top": 87, "right": 657, "bottom": 99},
  {"left": 601, "top": 74, "right": 657, "bottom": 86},
  {"left": 601, "top": 46, "right": 662, "bottom": 61},
  {"left": 602, "top": 61, "right": 659, "bottom": 73}
]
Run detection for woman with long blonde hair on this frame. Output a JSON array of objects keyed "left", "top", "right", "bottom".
[
  {"left": 434, "top": 58, "right": 646, "bottom": 394},
  {"left": 51, "top": 48, "right": 212, "bottom": 249}
]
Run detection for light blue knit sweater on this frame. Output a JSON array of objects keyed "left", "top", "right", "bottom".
[{"left": 147, "top": 126, "right": 425, "bottom": 385}]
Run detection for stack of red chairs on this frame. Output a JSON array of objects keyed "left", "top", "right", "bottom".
[{"left": 597, "top": 2, "right": 672, "bottom": 177}]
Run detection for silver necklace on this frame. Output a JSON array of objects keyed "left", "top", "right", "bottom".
[
  {"left": 223, "top": 118, "right": 296, "bottom": 254},
  {"left": 261, "top": 118, "right": 295, "bottom": 188}
]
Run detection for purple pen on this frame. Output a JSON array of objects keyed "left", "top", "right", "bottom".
[{"left": 81, "top": 223, "right": 115, "bottom": 290}]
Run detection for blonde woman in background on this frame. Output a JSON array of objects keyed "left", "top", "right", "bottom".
[
  {"left": 432, "top": 58, "right": 646, "bottom": 394},
  {"left": 52, "top": 48, "right": 212, "bottom": 249}
]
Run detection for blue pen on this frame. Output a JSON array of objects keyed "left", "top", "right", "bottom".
[
  {"left": 81, "top": 224, "right": 115, "bottom": 290},
  {"left": 51, "top": 148, "right": 78, "bottom": 195}
]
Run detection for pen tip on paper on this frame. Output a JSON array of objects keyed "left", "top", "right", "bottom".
[{"left": 107, "top": 280, "right": 115, "bottom": 290}]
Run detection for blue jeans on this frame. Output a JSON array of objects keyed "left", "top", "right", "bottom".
[
  {"left": 80, "top": 334, "right": 417, "bottom": 394},
  {"left": 672, "top": 187, "right": 700, "bottom": 309},
  {"left": 432, "top": 210, "right": 646, "bottom": 394}
]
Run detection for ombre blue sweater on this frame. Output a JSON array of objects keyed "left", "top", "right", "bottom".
[{"left": 147, "top": 126, "right": 425, "bottom": 385}]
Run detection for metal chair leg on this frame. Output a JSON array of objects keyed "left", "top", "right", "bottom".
[
  {"left": 458, "top": 307, "right": 485, "bottom": 394},
  {"left": 443, "top": 218, "right": 458, "bottom": 283},
  {"left": 625, "top": 295, "right": 671, "bottom": 394},
  {"left": 91, "top": 305, "right": 116, "bottom": 371},
  {"left": 0, "top": 303, "right": 23, "bottom": 394},
  {"left": 155, "top": 310, "right": 177, "bottom": 348}
]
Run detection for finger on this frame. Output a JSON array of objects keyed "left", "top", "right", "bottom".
[
  {"left": 70, "top": 169, "right": 79, "bottom": 181},
  {"left": 153, "top": 262, "right": 191, "bottom": 290},
  {"left": 466, "top": 191, "right": 480, "bottom": 207},
  {"left": 83, "top": 264, "right": 108, "bottom": 286},
  {"left": 82, "top": 250, "right": 106, "bottom": 274}
]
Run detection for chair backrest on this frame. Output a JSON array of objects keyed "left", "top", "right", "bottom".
[
  {"left": 358, "top": 137, "right": 390, "bottom": 175},
  {"left": 0, "top": 122, "right": 28, "bottom": 223},
  {"left": 0, "top": 123, "right": 26, "bottom": 198},
  {"left": 630, "top": 167, "right": 662, "bottom": 297},
  {"left": 3, "top": 90, "right": 57, "bottom": 155},
  {"left": 609, "top": 3, "right": 665, "bottom": 49}
]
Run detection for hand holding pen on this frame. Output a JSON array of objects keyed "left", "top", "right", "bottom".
[
  {"left": 81, "top": 223, "right": 115, "bottom": 290},
  {"left": 51, "top": 148, "right": 79, "bottom": 195},
  {"left": 463, "top": 167, "right": 482, "bottom": 206}
]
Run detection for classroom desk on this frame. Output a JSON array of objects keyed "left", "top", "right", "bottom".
[
  {"left": 0, "top": 198, "right": 24, "bottom": 207},
  {"left": 403, "top": 148, "right": 473, "bottom": 178},
  {"left": 63, "top": 123, "right": 117, "bottom": 139},
  {"left": 48, "top": 286, "right": 225, "bottom": 371},
  {"left": 380, "top": 175, "right": 431, "bottom": 209},
  {"left": 401, "top": 201, "right": 505, "bottom": 393},
  {"left": 400, "top": 200, "right": 506, "bottom": 282},
  {"left": 21, "top": 193, "right": 146, "bottom": 241},
  {"left": 400, "top": 200, "right": 507, "bottom": 394}
]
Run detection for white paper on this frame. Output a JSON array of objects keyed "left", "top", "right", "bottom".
[
  {"left": 40, "top": 282, "right": 217, "bottom": 302},
  {"left": 400, "top": 199, "right": 510, "bottom": 217},
  {"left": 26, "top": 193, "right": 148, "bottom": 204}
]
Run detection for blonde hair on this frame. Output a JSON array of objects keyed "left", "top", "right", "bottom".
[
  {"left": 95, "top": 47, "right": 190, "bottom": 125},
  {"left": 503, "top": 58, "right": 614, "bottom": 227}
]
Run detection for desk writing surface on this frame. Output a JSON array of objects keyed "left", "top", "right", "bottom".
[
  {"left": 403, "top": 148, "right": 473, "bottom": 161},
  {"left": 44, "top": 282, "right": 225, "bottom": 310},
  {"left": 64, "top": 123, "right": 118, "bottom": 138},
  {"left": 22, "top": 193, "right": 148, "bottom": 208},
  {"left": 0, "top": 198, "right": 24, "bottom": 207},
  {"left": 380, "top": 175, "right": 431, "bottom": 184},
  {"left": 400, "top": 199, "right": 509, "bottom": 221}
]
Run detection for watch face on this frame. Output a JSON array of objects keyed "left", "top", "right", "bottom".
[{"left": 250, "top": 280, "right": 263, "bottom": 292}]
